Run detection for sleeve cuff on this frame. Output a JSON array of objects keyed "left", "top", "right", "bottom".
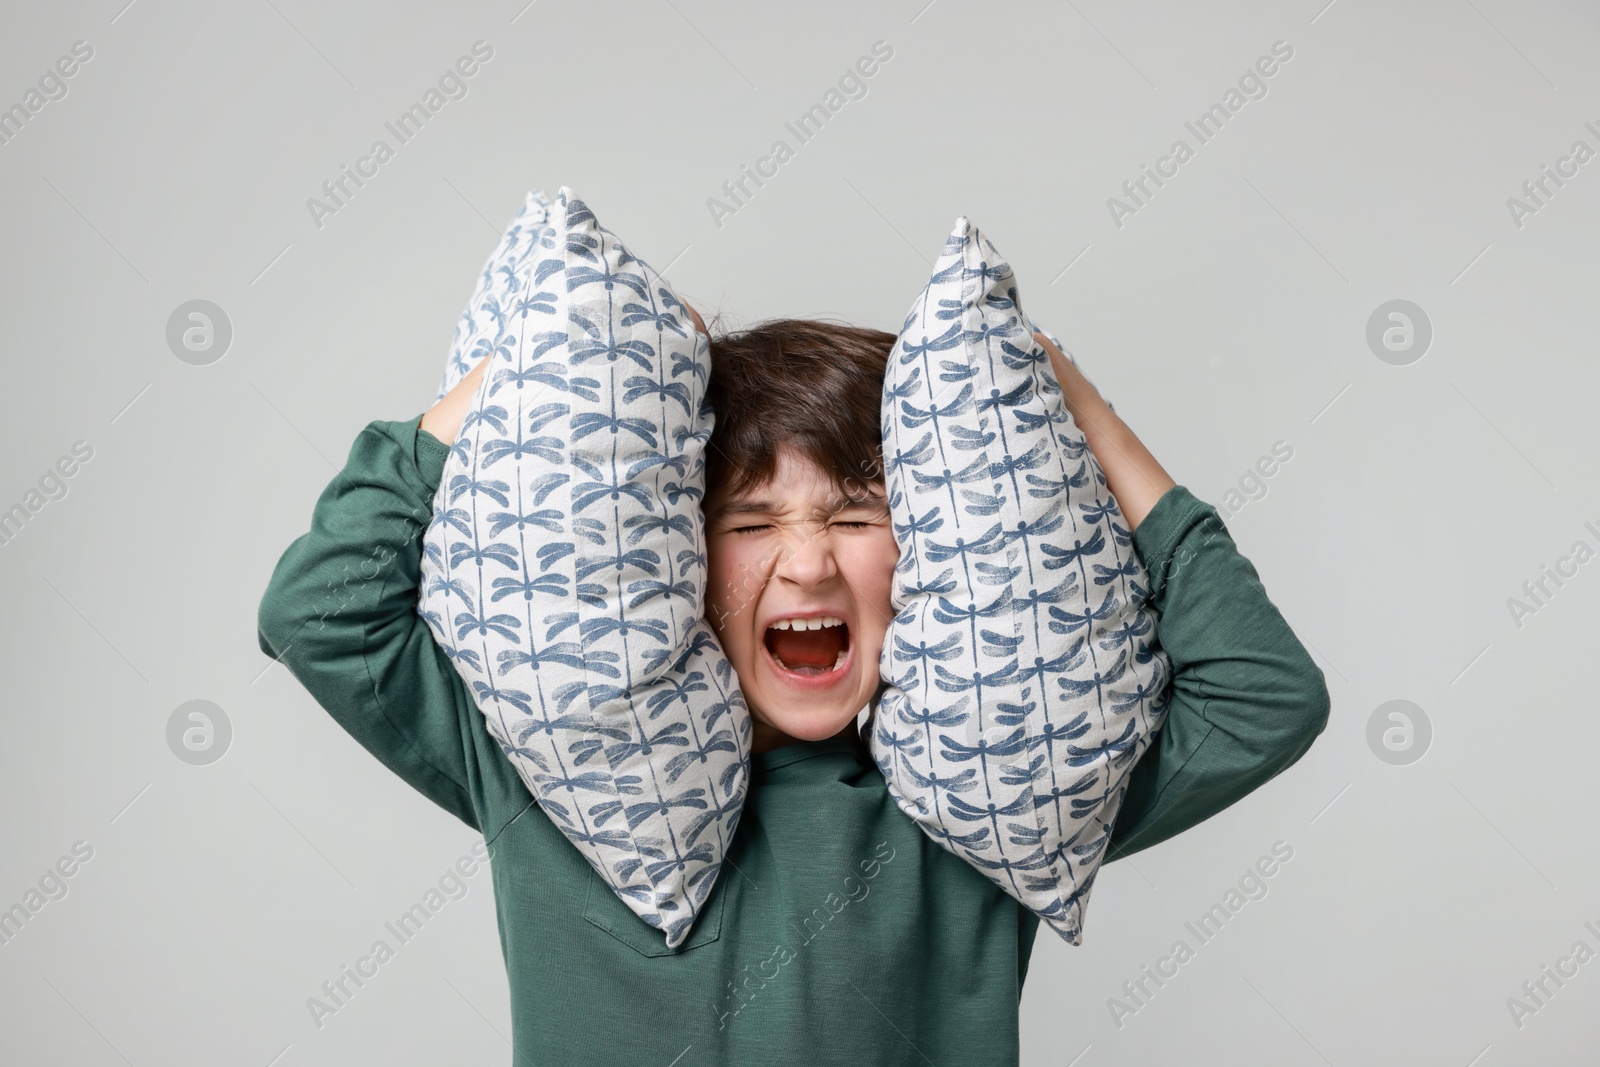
[
  {"left": 412, "top": 418, "right": 449, "bottom": 489},
  {"left": 1130, "top": 485, "right": 1218, "bottom": 598}
]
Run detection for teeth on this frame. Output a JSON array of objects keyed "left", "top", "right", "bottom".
[{"left": 769, "top": 615, "right": 845, "bottom": 631}]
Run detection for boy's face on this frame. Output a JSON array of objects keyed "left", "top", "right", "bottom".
[{"left": 704, "top": 450, "right": 898, "bottom": 753}]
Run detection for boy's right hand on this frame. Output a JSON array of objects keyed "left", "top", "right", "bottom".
[{"left": 420, "top": 355, "right": 490, "bottom": 447}]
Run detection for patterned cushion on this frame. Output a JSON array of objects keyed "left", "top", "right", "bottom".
[
  {"left": 434, "top": 189, "right": 555, "bottom": 401},
  {"left": 870, "top": 217, "right": 1172, "bottom": 944},
  {"left": 416, "top": 188, "right": 752, "bottom": 949}
]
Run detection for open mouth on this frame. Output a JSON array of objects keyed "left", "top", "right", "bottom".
[{"left": 763, "top": 615, "right": 852, "bottom": 681}]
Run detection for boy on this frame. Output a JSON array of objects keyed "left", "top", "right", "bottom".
[{"left": 256, "top": 312, "right": 1329, "bottom": 1065}]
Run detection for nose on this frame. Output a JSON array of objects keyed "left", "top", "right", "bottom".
[{"left": 772, "top": 522, "right": 839, "bottom": 590}]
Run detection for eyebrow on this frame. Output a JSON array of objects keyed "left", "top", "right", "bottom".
[{"left": 714, "top": 489, "right": 887, "bottom": 520}]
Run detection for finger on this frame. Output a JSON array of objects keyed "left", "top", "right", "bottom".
[
  {"left": 1033, "top": 332, "right": 1090, "bottom": 394},
  {"left": 685, "top": 302, "right": 708, "bottom": 336}
]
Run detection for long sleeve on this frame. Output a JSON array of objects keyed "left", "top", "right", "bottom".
[
  {"left": 255, "top": 416, "right": 522, "bottom": 833},
  {"left": 1105, "top": 485, "right": 1330, "bottom": 861}
]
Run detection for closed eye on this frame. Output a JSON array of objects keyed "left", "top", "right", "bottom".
[{"left": 723, "top": 513, "right": 882, "bottom": 535}]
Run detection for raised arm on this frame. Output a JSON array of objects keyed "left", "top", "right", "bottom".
[
  {"left": 1034, "top": 334, "right": 1331, "bottom": 860},
  {"left": 256, "top": 359, "right": 518, "bottom": 830}
]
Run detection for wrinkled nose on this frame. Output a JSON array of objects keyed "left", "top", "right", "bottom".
[{"left": 772, "top": 524, "right": 839, "bottom": 590}]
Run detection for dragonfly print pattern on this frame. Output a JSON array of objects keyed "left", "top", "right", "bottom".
[
  {"left": 417, "top": 188, "right": 753, "bottom": 949},
  {"left": 870, "top": 218, "right": 1173, "bottom": 945}
]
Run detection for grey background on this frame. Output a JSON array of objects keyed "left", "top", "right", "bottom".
[{"left": 2, "top": 0, "right": 1596, "bottom": 1063}]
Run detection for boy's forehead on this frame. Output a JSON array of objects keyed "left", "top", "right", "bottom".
[{"left": 707, "top": 448, "right": 884, "bottom": 517}]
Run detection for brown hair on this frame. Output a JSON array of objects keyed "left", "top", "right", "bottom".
[{"left": 704, "top": 318, "right": 895, "bottom": 499}]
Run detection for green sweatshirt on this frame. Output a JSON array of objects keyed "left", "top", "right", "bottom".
[{"left": 256, "top": 416, "right": 1329, "bottom": 1066}]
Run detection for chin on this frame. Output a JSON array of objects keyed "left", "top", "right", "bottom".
[{"left": 758, "top": 701, "right": 862, "bottom": 742}]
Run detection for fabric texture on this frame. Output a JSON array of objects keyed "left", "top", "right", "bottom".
[
  {"left": 416, "top": 188, "right": 751, "bottom": 948},
  {"left": 435, "top": 188, "right": 554, "bottom": 401},
  {"left": 870, "top": 217, "right": 1173, "bottom": 944}
]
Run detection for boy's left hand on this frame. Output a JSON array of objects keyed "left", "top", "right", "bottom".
[{"left": 1033, "top": 332, "right": 1176, "bottom": 533}]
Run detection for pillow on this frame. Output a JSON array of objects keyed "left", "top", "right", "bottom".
[
  {"left": 434, "top": 188, "right": 554, "bottom": 401},
  {"left": 417, "top": 188, "right": 752, "bottom": 949},
  {"left": 869, "top": 217, "right": 1172, "bottom": 945}
]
